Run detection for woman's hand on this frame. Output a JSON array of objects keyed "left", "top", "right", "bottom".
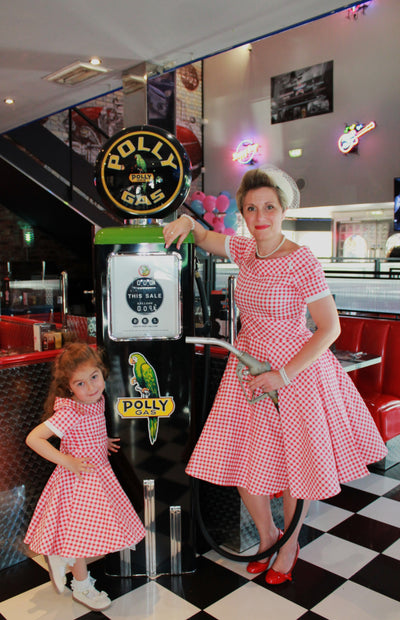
[
  {"left": 107, "top": 437, "right": 121, "bottom": 455},
  {"left": 163, "top": 217, "right": 193, "bottom": 250},
  {"left": 247, "top": 369, "right": 285, "bottom": 393}
]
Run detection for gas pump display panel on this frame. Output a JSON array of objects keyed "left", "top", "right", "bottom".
[{"left": 107, "top": 252, "right": 181, "bottom": 340}]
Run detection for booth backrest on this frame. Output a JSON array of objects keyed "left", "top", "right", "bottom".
[
  {"left": 383, "top": 321, "right": 400, "bottom": 397},
  {"left": 336, "top": 315, "right": 400, "bottom": 401}
]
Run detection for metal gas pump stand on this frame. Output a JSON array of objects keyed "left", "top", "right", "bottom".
[{"left": 94, "top": 125, "right": 196, "bottom": 577}]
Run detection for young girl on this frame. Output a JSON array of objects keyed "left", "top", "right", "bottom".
[{"left": 24, "top": 343, "right": 146, "bottom": 611}]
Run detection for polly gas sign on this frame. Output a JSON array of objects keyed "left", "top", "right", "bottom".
[
  {"left": 95, "top": 125, "right": 191, "bottom": 219},
  {"left": 116, "top": 352, "right": 175, "bottom": 445}
]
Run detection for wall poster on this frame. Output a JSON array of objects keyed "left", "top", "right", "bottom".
[{"left": 271, "top": 60, "right": 333, "bottom": 124}]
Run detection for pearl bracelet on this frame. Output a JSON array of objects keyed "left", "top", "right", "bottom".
[
  {"left": 180, "top": 213, "right": 195, "bottom": 230},
  {"left": 278, "top": 366, "right": 291, "bottom": 386}
]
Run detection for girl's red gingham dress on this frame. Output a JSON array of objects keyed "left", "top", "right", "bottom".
[
  {"left": 186, "top": 237, "right": 388, "bottom": 500},
  {"left": 24, "top": 396, "right": 146, "bottom": 557}
]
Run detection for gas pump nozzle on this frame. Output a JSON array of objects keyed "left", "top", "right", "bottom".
[{"left": 185, "top": 337, "right": 279, "bottom": 410}]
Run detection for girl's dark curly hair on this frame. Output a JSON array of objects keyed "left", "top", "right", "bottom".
[{"left": 42, "top": 343, "right": 108, "bottom": 420}]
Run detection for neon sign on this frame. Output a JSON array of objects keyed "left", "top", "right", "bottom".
[
  {"left": 232, "top": 139, "right": 261, "bottom": 165},
  {"left": 338, "top": 121, "right": 376, "bottom": 154}
]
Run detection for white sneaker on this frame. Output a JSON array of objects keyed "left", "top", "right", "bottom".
[
  {"left": 71, "top": 573, "right": 111, "bottom": 611},
  {"left": 46, "top": 555, "right": 74, "bottom": 594}
]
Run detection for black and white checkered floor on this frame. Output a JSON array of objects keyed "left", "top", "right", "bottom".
[{"left": 1, "top": 463, "right": 400, "bottom": 620}]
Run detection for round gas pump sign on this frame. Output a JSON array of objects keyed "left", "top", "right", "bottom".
[{"left": 95, "top": 125, "right": 192, "bottom": 219}]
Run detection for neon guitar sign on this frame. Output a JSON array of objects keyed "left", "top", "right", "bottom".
[{"left": 338, "top": 121, "right": 376, "bottom": 154}]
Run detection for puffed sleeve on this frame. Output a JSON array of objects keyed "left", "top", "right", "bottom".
[
  {"left": 294, "top": 247, "right": 331, "bottom": 304},
  {"left": 226, "top": 235, "right": 255, "bottom": 266},
  {"left": 44, "top": 406, "right": 81, "bottom": 438}
]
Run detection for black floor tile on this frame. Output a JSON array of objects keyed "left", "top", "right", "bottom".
[
  {"left": 0, "top": 558, "right": 49, "bottom": 602},
  {"left": 329, "top": 513, "right": 400, "bottom": 552},
  {"left": 322, "top": 485, "right": 377, "bottom": 512},
  {"left": 352, "top": 554, "right": 400, "bottom": 602},
  {"left": 298, "top": 524, "right": 325, "bottom": 547},
  {"left": 253, "top": 559, "right": 345, "bottom": 609},
  {"left": 156, "top": 556, "right": 248, "bottom": 609},
  {"left": 187, "top": 612, "right": 217, "bottom": 619}
]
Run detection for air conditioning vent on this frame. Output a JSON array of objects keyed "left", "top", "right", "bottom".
[{"left": 43, "top": 62, "right": 110, "bottom": 86}]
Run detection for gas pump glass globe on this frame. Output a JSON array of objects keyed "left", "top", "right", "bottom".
[{"left": 94, "top": 125, "right": 192, "bottom": 220}]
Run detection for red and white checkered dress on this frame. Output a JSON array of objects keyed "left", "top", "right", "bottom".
[
  {"left": 186, "top": 236, "right": 388, "bottom": 500},
  {"left": 24, "top": 396, "right": 146, "bottom": 557}
]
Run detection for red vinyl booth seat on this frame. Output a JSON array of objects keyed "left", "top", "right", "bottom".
[{"left": 335, "top": 316, "right": 400, "bottom": 443}]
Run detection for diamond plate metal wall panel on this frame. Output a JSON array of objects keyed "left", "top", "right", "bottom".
[{"left": 0, "top": 361, "right": 54, "bottom": 570}]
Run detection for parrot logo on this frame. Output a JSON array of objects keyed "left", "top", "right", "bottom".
[{"left": 120, "top": 352, "right": 175, "bottom": 445}]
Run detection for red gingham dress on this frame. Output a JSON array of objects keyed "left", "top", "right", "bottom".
[
  {"left": 186, "top": 236, "right": 388, "bottom": 500},
  {"left": 24, "top": 396, "right": 146, "bottom": 557}
]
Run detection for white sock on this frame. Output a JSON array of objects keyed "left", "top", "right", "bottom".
[{"left": 71, "top": 572, "right": 91, "bottom": 592}]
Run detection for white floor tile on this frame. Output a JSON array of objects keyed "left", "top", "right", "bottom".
[
  {"left": 304, "top": 500, "right": 352, "bottom": 531},
  {"left": 299, "top": 533, "right": 377, "bottom": 579},
  {"left": 105, "top": 581, "right": 200, "bottom": 620},
  {"left": 342, "top": 473, "right": 400, "bottom": 496},
  {"left": 312, "top": 580, "right": 400, "bottom": 620},
  {"left": 358, "top": 497, "right": 400, "bottom": 528},
  {"left": 205, "top": 580, "right": 306, "bottom": 620},
  {"left": 0, "top": 582, "right": 85, "bottom": 620},
  {"left": 203, "top": 547, "right": 267, "bottom": 579},
  {"left": 382, "top": 537, "right": 400, "bottom": 561}
]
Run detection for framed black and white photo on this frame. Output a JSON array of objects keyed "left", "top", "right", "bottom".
[{"left": 271, "top": 60, "right": 333, "bottom": 124}]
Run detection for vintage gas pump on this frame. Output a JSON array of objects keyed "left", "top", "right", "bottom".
[{"left": 94, "top": 125, "right": 195, "bottom": 576}]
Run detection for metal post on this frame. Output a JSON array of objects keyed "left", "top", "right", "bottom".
[
  {"left": 144, "top": 479, "right": 157, "bottom": 578},
  {"left": 170, "top": 506, "right": 182, "bottom": 575},
  {"left": 119, "top": 547, "right": 132, "bottom": 577}
]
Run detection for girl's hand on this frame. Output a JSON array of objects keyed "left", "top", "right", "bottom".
[
  {"left": 63, "top": 454, "right": 95, "bottom": 479},
  {"left": 107, "top": 437, "right": 121, "bottom": 455},
  {"left": 247, "top": 370, "right": 285, "bottom": 393},
  {"left": 163, "top": 217, "right": 192, "bottom": 250}
]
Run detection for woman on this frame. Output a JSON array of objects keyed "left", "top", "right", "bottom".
[{"left": 163, "top": 166, "right": 387, "bottom": 585}]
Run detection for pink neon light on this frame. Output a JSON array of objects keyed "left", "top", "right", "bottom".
[{"left": 232, "top": 139, "right": 260, "bottom": 164}]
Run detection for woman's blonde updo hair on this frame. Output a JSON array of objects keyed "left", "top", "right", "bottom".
[{"left": 236, "top": 166, "right": 300, "bottom": 213}]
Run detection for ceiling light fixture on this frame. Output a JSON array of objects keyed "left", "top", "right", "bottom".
[
  {"left": 43, "top": 61, "right": 110, "bottom": 86},
  {"left": 90, "top": 57, "right": 102, "bottom": 66},
  {"left": 4, "top": 97, "right": 15, "bottom": 105}
]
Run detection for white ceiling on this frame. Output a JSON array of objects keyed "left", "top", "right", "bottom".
[{"left": 0, "top": 0, "right": 356, "bottom": 135}]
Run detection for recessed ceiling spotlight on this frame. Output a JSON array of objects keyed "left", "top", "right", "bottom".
[
  {"left": 90, "top": 57, "right": 102, "bottom": 66},
  {"left": 4, "top": 97, "right": 15, "bottom": 105}
]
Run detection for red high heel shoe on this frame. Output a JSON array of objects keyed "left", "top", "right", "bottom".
[
  {"left": 265, "top": 543, "right": 300, "bottom": 584},
  {"left": 246, "top": 529, "right": 283, "bottom": 574}
]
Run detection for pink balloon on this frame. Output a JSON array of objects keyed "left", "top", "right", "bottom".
[
  {"left": 225, "top": 227, "right": 236, "bottom": 236},
  {"left": 213, "top": 216, "right": 225, "bottom": 232},
  {"left": 204, "top": 212, "right": 215, "bottom": 226},
  {"left": 203, "top": 195, "right": 217, "bottom": 212},
  {"left": 191, "top": 191, "right": 206, "bottom": 203},
  {"left": 216, "top": 194, "right": 230, "bottom": 213}
]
